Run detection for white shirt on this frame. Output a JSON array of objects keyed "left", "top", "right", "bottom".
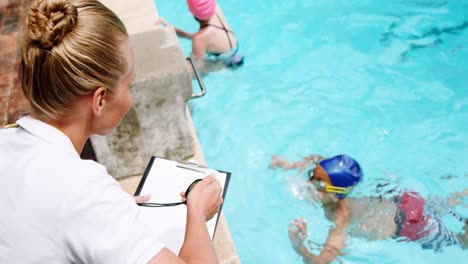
[{"left": 0, "top": 116, "right": 164, "bottom": 263}]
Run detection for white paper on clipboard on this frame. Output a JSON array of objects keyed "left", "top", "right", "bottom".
[{"left": 135, "top": 156, "right": 230, "bottom": 254}]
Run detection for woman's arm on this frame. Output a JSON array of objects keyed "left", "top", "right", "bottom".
[
  {"left": 178, "top": 176, "right": 221, "bottom": 263},
  {"left": 445, "top": 188, "right": 468, "bottom": 208},
  {"left": 148, "top": 175, "right": 223, "bottom": 264}
]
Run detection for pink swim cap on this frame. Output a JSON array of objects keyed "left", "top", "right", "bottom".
[{"left": 187, "top": 0, "right": 216, "bottom": 21}]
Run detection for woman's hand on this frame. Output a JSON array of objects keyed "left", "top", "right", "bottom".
[
  {"left": 289, "top": 218, "right": 308, "bottom": 254},
  {"left": 134, "top": 194, "right": 151, "bottom": 204},
  {"left": 182, "top": 175, "right": 223, "bottom": 221}
]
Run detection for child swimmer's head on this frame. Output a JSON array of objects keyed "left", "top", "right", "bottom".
[{"left": 308, "top": 154, "right": 363, "bottom": 200}]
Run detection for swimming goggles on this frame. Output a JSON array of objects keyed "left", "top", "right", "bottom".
[{"left": 308, "top": 169, "right": 350, "bottom": 194}]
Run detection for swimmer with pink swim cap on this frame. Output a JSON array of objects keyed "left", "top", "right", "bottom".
[
  {"left": 187, "top": 0, "right": 217, "bottom": 21},
  {"left": 157, "top": 0, "right": 243, "bottom": 72},
  {"left": 269, "top": 154, "right": 468, "bottom": 262}
]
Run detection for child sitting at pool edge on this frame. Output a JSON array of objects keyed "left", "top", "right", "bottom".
[{"left": 270, "top": 154, "right": 468, "bottom": 264}]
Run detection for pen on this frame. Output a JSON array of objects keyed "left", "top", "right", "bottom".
[{"left": 3, "top": 123, "right": 19, "bottom": 129}]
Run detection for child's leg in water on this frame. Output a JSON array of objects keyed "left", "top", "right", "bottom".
[
  {"left": 439, "top": 188, "right": 468, "bottom": 249},
  {"left": 457, "top": 222, "right": 468, "bottom": 249},
  {"left": 446, "top": 188, "right": 468, "bottom": 208}
]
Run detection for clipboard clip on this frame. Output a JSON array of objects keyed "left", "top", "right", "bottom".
[
  {"left": 176, "top": 160, "right": 211, "bottom": 174},
  {"left": 179, "top": 159, "right": 206, "bottom": 168}
]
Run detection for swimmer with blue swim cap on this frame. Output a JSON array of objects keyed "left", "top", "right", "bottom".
[
  {"left": 269, "top": 153, "right": 468, "bottom": 263},
  {"left": 308, "top": 154, "right": 363, "bottom": 200}
]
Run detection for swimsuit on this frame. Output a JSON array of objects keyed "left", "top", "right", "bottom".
[
  {"left": 200, "top": 13, "right": 244, "bottom": 68},
  {"left": 393, "top": 191, "right": 461, "bottom": 250}
]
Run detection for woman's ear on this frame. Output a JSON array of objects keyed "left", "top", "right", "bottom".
[{"left": 91, "top": 87, "right": 108, "bottom": 116}]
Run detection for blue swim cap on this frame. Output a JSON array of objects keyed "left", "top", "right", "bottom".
[{"left": 319, "top": 154, "right": 363, "bottom": 200}]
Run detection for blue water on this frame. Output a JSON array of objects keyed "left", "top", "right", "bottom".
[{"left": 155, "top": 0, "right": 468, "bottom": 263}]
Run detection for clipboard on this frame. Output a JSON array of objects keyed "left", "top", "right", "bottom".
[{"left": 134, "top": 156, "right": 231, "bottom": 254}]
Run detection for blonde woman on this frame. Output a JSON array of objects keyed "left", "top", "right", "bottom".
[{"left": 0, "top": 0, "right": 222, "bottom": 263}]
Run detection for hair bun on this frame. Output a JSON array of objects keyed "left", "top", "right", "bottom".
[{"left": 27, "top": 0, "right": 78, "bottom": 49}]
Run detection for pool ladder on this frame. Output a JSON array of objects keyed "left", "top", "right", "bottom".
[{"left": 187, "top": 57, "right": 206, "bottom": 99}]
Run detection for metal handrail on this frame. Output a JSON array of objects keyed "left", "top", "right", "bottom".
[{"left": 186, "top": 57, "right": 206, "bottom": 99}]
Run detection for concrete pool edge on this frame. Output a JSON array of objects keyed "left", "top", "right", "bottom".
[
  {"left": 184, "top": 107, "right": 241, "bottom": 264},
  {"left": 92, "top": 1, "right": 240, "bottom": 262}
]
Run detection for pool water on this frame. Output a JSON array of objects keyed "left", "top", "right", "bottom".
[{"left": 155, "top": 0, "right": 468, "bottom": 263}]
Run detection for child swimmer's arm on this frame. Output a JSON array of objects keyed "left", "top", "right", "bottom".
[
  {"left": 289, "top": 218, "right": 323, "bottom": 263},
  {"left": 289, "top": 202, "right": 348, "bottom": 264},
  {"left": 289, "top": 218, "right": 333, "bottom": 264},
  {"left": 269, "top": 154, "right": 324, "bottom": 173},
  {"left": 175, "top": 27, "right": 193, "bottom": 39},
  {"left": 155, "top": 17, "right": 193, "bottom": 39}
]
